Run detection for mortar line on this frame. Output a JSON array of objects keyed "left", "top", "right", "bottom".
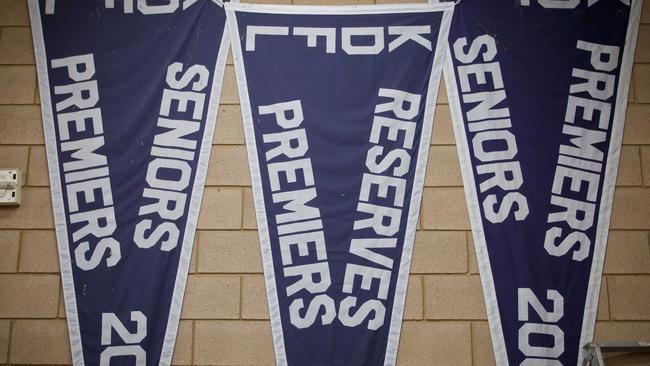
[
  {"left": 240, "top": 187, "right": 245, "bottom": 230},
  {"left": 604, "top": 275, "right": 612, "bottom": 321},
  {"left": 639, "top": 145, "right": 645, "bottom": 186},
  {"left": 6, "top": 319, "right": 13, "bottom": 365},
  {"left": 190, "top": 320, "right": 196, "bottom": 366},
  {"left": 466, "top": 231, "right": 471, "bottom": 275},
  {"left": 239, "top": 275, "right": 244, "bottom": 320},
  {"left": 419, "top": 274, "right": 425, "bottom": 321},
  {"left": 469, "top": 321, "right": 475, "bottom": 366},
  {"left": 15, "top": 230, "right": 23, "bottom": 273}
]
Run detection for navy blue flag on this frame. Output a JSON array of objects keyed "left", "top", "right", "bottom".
[
  {"left": 444, "top": 0, "right": 642, "bottom": 364},
  {"left": 226, "top": 3, "right": 453, "bottom": 365},
  {"left": 28, "top": 0, "right": 230, "bottom": 364}
]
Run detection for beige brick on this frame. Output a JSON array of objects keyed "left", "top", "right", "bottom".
[
  {"left": 376, "top": 0, "right": 425, "bottom": 3},
  {"left": 0, "top": 0, "right": 29, "bottom": 26},
  {"left": 0, "top": 274, "right": 59, "bottom": 318},
  {"left": 0, "top": 105, "right": 44, "bottom": 144},
  {"left": 220, "top": 65, "right": 239, "bottom": 104},
  {"left": 214, "top": 105, "right": 244, "bottom": 144},
  {"left": 27, "top": 145, "right": 49, "bottom": 186},
  {"left": 0, "top": 319, "right": 9, "bottom": 363},
  {"left": 206, "top": 145, "right": 251, "bottom": 186},
  {"left": 241, "top": 274, "right": 269, "bottom": 319},
  {"left": 0, "top": 187, "right": 54, "bottom": 229},
  {"left": 0, "top": 145, "right": 28, "bottom": 172},
  {"left": 611, "top": 188, "right": 650, "bottom": 229},
  {"left": 642, "top": 147, "right": 650, "bottom": 186},
  {"left": 0, "top": 65, "right": 35, "bottom": 103},
  {"left": 424, "top": 275, "right": 485, "bottom": 320},
  {"left": 437, "top": 77, "right": 449, "bottom": 104},
  {"left": 20, "top": 230, "right": 59, "bottom": 272},
  {"left": 431, "top": 105, "right": 455, "bottom": 145},
  {"left": 0, "top": 27, "right": 34, "bottom": 64},
  {"left": 602, "top": 352, "right": 650, "bottom": 365},
  {"left": 608, "top": 275, "right": 650, "bottom": 320},
  {"left": 172, "top": 320, "right": 193, "bottom": 365},
  {"left": 197, "top": 187, "right": 242, "bottom": 229},
  {"left": 604, "top": 231, "right": 650, "bottom": 273},
  {"left": 243, "top": 187, "right": 258, "bottom": 229},
  {"left": 636, "top": 25, "right": 650, "bottom": 62},
  {"left": 598, "top": 277, "right": 610, "bottom": 321},
  {"left": 0, "top": 230, "right": 20, "bottom": 272},
  {"left": 198, "top": 231, "right": 261, "bottom": 273},
  {"left": 623, "top": 104, "right": 650, "bottom": 144},
  {"left": 425, "top": 146, "right": 462, "bottom": 186},
  {"left": 194, "top": 321, "right": 274, "bottom": 365},
  {"left": 241, "top": 0, "right": 291, "bottom": 3},
  {"left": 421, "top": 187, "right": 470, "bottom": 230},
  {"left": 188, "top": 238, "right": 198, "bottom": 274},
  {"left": 404, "top": 275, "right": 423, "bottom": 320},
  {"left": 181, "top": 275, "right": 240, "bottom": 319},
  {"left": 468, "top": 233, "right": 479, "bottom": 274},
  {"left": 634, "top": 64, "right": 650, "bottom": 103},
  {"left": 10, "top": 319, "right": 71, "bottom": 364},
  {"left": 226, "top": 49, "right": 233, "bottom": 65},
  {"left": 412, "top": 231, "right": 467, "bottom": 274},
  {"left": 595, "top": 321, "right": 650, "bottom": 341},
  {"left": 397, "top": 321, "right": 471, "bottom": 366},
  {"left": 58, "top": 284, "right": 66, "bottom": 318},
  {"left": 471, "top": 322, "right": 496, "bottom": 366},
  {"left": 616, "top": 146, "right": 642, "bottom": 186},
  {"left": 293, "top": 0, "right": 373, "bottom": 4}
]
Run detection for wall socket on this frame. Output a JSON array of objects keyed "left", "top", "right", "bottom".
[{"left": 0, "top": 169, "right": 22, "bottom": 206}]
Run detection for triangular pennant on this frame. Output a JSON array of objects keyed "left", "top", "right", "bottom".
[
  {"left": 28, "top": 0, "right": 230, "bottom": 364},
  {"left": 444, "top": 0, "right": 643, "bottom": 364},
  {"left": 227, "top": 3, "right": 453, "bottom": 365}
]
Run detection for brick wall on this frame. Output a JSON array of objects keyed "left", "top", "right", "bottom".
[{"left": 0, "top": 0, "right": 648, "bottom": 364}]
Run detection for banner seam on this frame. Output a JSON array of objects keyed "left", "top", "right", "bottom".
[{"left": 225, "top": 2, "right": 454, "bottom": 15}]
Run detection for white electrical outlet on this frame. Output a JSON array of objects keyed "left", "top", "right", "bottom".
[{"left": 0, "top": 169, "right": 22, "bottom": 206}]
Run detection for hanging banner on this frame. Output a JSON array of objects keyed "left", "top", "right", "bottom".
[
  {"left": 227, "top": 3, "right": 453, "bottom": 365},
  {"left": 444, "top": 0, "right": 642, "bottom": 364},
  {"left": 28, "top": 0, "right": 229, "bottom": 364}
]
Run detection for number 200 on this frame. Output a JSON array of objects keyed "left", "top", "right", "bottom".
[
  {"left": 100, "top": 311, "right": 147, "bottom": 366},
  {"left": 517, "top": 288, "right": 565, "bottom": 365}
]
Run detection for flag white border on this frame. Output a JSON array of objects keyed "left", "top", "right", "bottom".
[
  {"left": 226, "top": 2, "right": 453, "bottom": 14},
  {"left": 226, "top": 7, "right": 288, "bottom": 365},
  {"left": 577, "top": 0, "right": 643, "bottom": 364},
  {"left": 28, "top": 1, "right": 231, "bottom": 364},
  {"left": 226, "top": 3, "right": 453, "bottom": 365},
  {"left": 28, "top": 1, "right": 85, "bottom": 364}
]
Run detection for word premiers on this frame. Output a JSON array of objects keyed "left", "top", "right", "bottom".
[{"left": 50, "top": 53, "right": 121, "bottom": 271}]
